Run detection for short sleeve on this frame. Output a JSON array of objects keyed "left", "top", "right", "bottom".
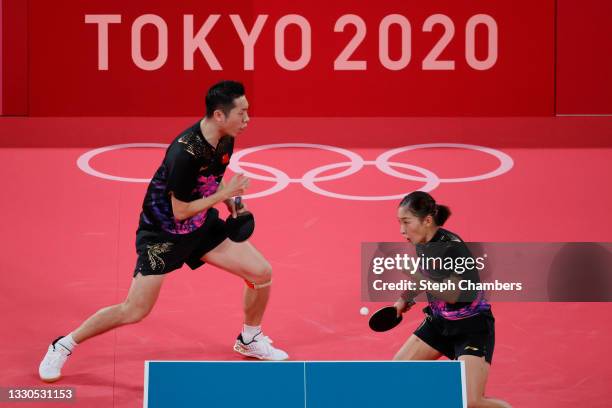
[
  {"left": 443, "top": 243, "right": 476, "bottom": 277},
  {"left": 421, "top": 242, "right": 474, "bottom": 280}
]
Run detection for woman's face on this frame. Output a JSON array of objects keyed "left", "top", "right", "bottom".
[{"left": 397, "top": 206, "right": 434, "bottom": 244}]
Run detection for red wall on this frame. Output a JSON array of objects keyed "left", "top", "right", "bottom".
[
  {"left": 2, "top": 0, "right": 28, "bottom": 115},
  {"left": 27, "top": 0, "right": 256, "bottom": 117},
  {"left": 4, "top": 0, "right": 557, "bottom": 116},
  {"left": 6, "top": 1, "right": 612, "bottom": 116},
  {"left": 556, "top": 0, "right": 612, "bottom": 114}
]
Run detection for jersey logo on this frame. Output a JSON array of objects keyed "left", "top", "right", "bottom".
[
  {"left": 464, "top": 346, "right": 479, "bottom": 351},
  {"left": 178, "top": 132, "right": 205, "bottom": 158}
]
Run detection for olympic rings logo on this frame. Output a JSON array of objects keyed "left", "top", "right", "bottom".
[{"left": 77, "top": 142, "right": 513, "bottom": 201}]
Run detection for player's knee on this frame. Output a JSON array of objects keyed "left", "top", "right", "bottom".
[
  {"left": 120, "top": 301, "right": 152, "bottom": 324},
  {"left": 247, "top": 261, "right": 272, "bottom": 284},
  {"left": 467, "top": 397, "right": 485, "bottom": 408},
  {"left": 393, "top": 348, "right": 417, "bottom": 361}
]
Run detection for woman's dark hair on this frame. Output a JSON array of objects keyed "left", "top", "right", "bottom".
[
  {"left": 399, "top": 191, "right": 451, "bottom": 226},
  {"left": 205, "top": 80, "right": 245, "bottom": 118}
]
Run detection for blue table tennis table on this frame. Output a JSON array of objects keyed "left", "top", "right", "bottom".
[{"left": 144, "top": 360, "right": 466, "bottom": 408}]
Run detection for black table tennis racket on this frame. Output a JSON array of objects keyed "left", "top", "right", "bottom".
[
  {"left": 226, "top": 196, "right": 255, "bottom": 242},
  {"left": 368, "top": 306, "right": 403, "bottom": 332}
]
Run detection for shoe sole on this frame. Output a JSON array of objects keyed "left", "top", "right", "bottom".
[
  {"left": 233, "top": 344, "right": 289, "bottom": 361},
  {"left": 40, "top": 375, "right": 61, "bottom": 383}
]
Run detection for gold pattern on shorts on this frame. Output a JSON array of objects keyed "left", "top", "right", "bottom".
[
  {"left": 147, "top": 242, "right": 173, "bottom": 271},
  {"left": 178, "top": 131, "right": 205, "bottom": 158}
]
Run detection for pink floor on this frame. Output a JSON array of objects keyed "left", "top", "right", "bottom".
[{"left": 1, "top": 117, "right": 611, "bottom": 407}]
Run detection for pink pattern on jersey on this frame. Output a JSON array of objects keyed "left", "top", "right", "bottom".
[{"left": 170, "top": 175, "right": 220, "bottom": 234}]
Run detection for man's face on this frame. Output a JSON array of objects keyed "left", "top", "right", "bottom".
[
  {"left": 397, "top": 206, "right": 433, "bottom": 244},
  {"left": 219, "top": 95, "right": 250, "bottom": 137}
]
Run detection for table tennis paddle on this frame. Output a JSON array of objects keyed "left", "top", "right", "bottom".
[
  {"left": 226, "top": 196, "right": 255, "bottom": 242},
  {"left": 368, "top": 306, "right": 403, "bottom": 332},
  {"left": 368, "top": 300, "right": 416, "bottom": 332}
]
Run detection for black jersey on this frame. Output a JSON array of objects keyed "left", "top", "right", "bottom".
[
  {"left": 416, "top": 228, "right": 491, "bottom": 320},
  {"left": 139, "top": 122, "right": 234, "bottom": 235}
]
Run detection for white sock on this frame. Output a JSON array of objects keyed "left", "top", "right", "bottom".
[
  {"left": 241, "top": 325, "right": 261, "bottom": 343},
  {"left": 56, "top": 333, "right": 77, "bottom": 352}
]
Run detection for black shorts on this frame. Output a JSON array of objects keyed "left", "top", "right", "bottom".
[
  {"left": 134, "top": 208, "right": 228, "bottom": 277},
  {"left": 414, "top": 307, "right": 495, "bottom": 364}
]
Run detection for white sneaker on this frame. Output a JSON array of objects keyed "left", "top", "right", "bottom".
[
  {"left": 233, "top": 333, "right": 289, "bottom": 361},
  {"left": 39, "top": 337, "right": 71, "bottom": 382}
]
